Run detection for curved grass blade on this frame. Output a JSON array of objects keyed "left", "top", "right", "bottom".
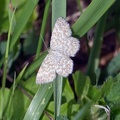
[
  {"left": 23, "top": 51, "right": 47, "bottom": 79},
  {"left": 72, "top": 0, "right": 115, "bottom": 37},
  {"left": 35, "top": 0, "right": 51, "bottom": 59},
  {"left": 23, "top": 83, "right": 53, "bottom": 120}
]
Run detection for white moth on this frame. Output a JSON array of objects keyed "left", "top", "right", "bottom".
[{"left": 36, "top": 17, "right": 80, "bottom": 84}]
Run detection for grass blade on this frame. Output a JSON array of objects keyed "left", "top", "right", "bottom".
[
  {"left": 0, "top": 7, "right": 16, "bottom": 119},
  {"left": 86, "top": 13, "right": 107, "bottom": 84},
  {"left": 10, "top": 0, "right": 39, "bottom": 51},
  {"left": 23, "top": 51, "right": 47, "bottom": 79},
  {"left": 72, "top": 0, "right": 115, "bottom": 37},
  {"left": 52, "top": 0, "right": 66, "bottom": 119},
  {"left": 53, "top": 76, "right": 63, "bottom": 118},
  {"left": 35, "top": 0, "right": 51, "bottom": 59},
  {"left": 23, "top": 84, "right": 53, "bottom": 120}
]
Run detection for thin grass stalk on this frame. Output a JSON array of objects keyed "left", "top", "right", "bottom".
[
  {"left": 76, "top": 0, "right": 83, "bottom": 13},
  {"left": 6, "top": 63, "right": 28, "bottom": 118},
  {"left": 86, "top": 13, "right": 108, "bottom": 84},
  {"left": 35, "top": 0, "right": 51, "bottom": 59},
  {"left": 52, "top": 0, "right": 66, "bottom": 119},
  {"left": 53, "top": 76, "right": 63, "bottom": 118},
  {"left": 0, "top": 0, "right": 39, "bottom": 68},
  {"left": 0, "top": 8, "right": 16, "bottom": 119}
]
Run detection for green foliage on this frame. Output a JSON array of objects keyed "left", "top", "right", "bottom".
[
  {"left": 0, "top": 0, "right": 37, "bottom": 34},
  {"left": 107, "top": 53, "right": 120, "bottom": 75},
  {"left": 0, "top": 0, "right": 120, "bottom": 120}
]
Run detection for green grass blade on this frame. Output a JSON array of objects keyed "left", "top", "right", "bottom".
[
  {"left": 23, "top": 51, "right": 47, "bottom": 79},
  {"left": 13, "top": 63, "right": 29, "bottom": 89},
  {"left": 10, "top": 0, "right": 39, "bottom": 51},
  {"left": 23, "top": 84, "right": 53, "bottom": 120},
  {"left": 76, "top": 0, "right": 83, "bottom": 13},
  {"left": 53, "top": 76, "right": 63, "bottom": 118},
  {"left": 86, "top": 13, "right": 107, "bottom": 84},
  {"left": 0, "top": 8, "right": 16, "bottom": 119},
  {"left": 52, "top": 0, "right": 66, "bottom": 119},
  {"left": 6, "top": 63, "right": 28, "bottom": 119},
  {"left": 8, "top": 3, "right": 16, "bottom": 34},
  {"left": 52, "top": 0, "right": 66, "bottom": 28},
  {"left": 35, "top": 0, "right": 51, "bottom": 59},
  {"left": 0, "top": 0, "right": 39, "bottom": 67},
  {"left": 72, "top": 0, "right": 115, "bottom": 37}
]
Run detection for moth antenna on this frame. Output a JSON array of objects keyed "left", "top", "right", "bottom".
[{"left": 39, "top": 34, "right": 49, "bottom": 52}]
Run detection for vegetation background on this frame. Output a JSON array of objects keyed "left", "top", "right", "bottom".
[{"left": 0, "top": 0, "right": 120, "bottom": 120}]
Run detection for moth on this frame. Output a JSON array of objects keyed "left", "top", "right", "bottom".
[{"left": 36, "top": 17, "right": 80, "bottom": 84}]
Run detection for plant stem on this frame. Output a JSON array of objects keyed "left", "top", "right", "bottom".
[{"left": 86, "top": 13, "right": 108, "bottom": 85}]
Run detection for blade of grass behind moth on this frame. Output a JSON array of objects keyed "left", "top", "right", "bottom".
[
  {"left": 86, "top": 13, "right": 107, "bottom": 85},
  {"left": 72, "top": 0, "right": 115, "bottom": 37},
  {"left": 23, "top": 51, "right": 47, "bottom": 79},
  {"left": 52, "top": 0, "right": 66, "bottom": 28},
  {"left": 35, "top": 0, "right": 51, "bottom": 59},
  {"left": 23, "top": 83, "right": 53, "bottom": 120},
  {"left": 52, "top": 0, "right": 66, "bottom": 119},
  {"left": 76, "top": 0, "right": 83, "bottom": 13},
  {"left": 0, "top": 8, "right": 16, "bottom": 119}
]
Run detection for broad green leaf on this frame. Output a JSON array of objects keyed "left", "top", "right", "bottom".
[
  {"left": 87, "top": 85, "right": 101, "bottom": 102},
  {"left": 43, "top": 102, "right": 80, "bottom": 120},
  {"left": 23, "top": 76, "right": 38, "bottom": 94},
  {"left": 0, "top": 89, "right": 10, "bottom": 119},
  {"left": 106, "top": 75, "right": 120, "bottom": 106},
  {"left": 73, "top": 71, "right": 90, "bottom": 98},
  {"left": 62, "top": 78, "right": 74, "bottom": 102},
  {"left": 115, "top": 115, "right": 120, "bottom": 120},
  {"left": 5, "top": 86, "right": 32, "bottom": 120},
  {"left": 107, "top": 53, "right": 120, "bottom": 75},
  {"left": 100, "top": 77, "right": 113, "bottom": 98},
  {"left": 5, "top": 76, "right": 38, "bottom": 120}
]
